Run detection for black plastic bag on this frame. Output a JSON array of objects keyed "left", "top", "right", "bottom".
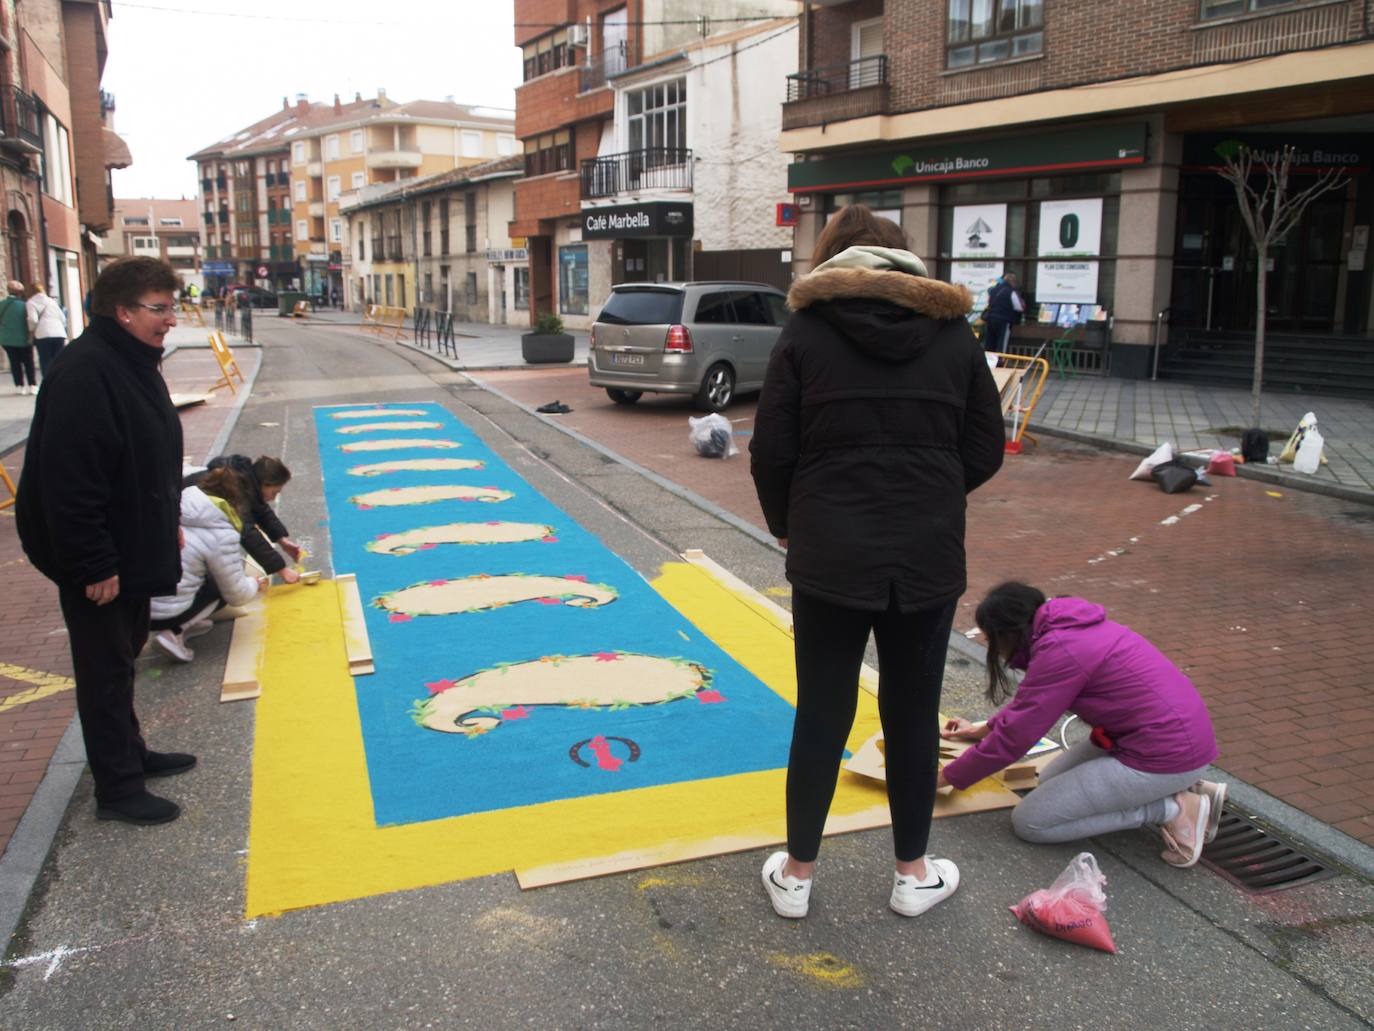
[
  {"left": 1151, "top": 459, "right": 1198, "bottom": 494},
  {"left": 1241, "top": 428, "right": 1269, "bottom": 464}
]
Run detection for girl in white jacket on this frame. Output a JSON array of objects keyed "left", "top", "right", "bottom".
[{"left": 150, "top": 467, "right": 265, "bottom": 662}]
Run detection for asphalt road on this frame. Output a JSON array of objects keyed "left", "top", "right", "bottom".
[{"left": 2, "top": 321, "right": 1371, "bottom": 1030}]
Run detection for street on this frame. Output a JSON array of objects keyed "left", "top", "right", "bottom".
[{"left": 1, "top": 319, "right": 1371, "bottom": 1030}]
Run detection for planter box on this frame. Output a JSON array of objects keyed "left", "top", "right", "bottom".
[{"left": 521, "top": 332, "right": 574, "bottom": 364}]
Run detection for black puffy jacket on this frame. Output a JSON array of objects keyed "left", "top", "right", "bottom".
[
  {"left": 17, "top": 317, "right": 183, "bottom": 596},
  {"left": 750, "top": 264, "right": 1005, "bottom": 612},
  {"left": 184, "top": 455, "right": 291, "bottom": 575}
]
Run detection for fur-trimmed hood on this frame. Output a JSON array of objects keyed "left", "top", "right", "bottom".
[{"left": 786, "top": 248, "right": 973, "bottom": 365}]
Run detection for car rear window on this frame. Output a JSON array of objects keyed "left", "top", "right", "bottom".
[{"left": 598, "top": 289, "right": 684, "bottom": 326}]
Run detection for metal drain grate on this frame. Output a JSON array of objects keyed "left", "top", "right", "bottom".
[{"left": 1200, "top": 809, "right": 1337, "bottom": 894}]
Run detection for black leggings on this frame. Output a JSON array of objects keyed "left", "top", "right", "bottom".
[
  {"left": 787, "top": 589, "right": 956, "bottom": 863},
  {"left": 5, "top": 345, "right": 35, "bottom": 387},
  {"left": 150, "top": 580, "right": 223, "bottom": 632}
]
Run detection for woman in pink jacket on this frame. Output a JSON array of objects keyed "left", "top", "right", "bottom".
[{"left": 940, "top": 582, "right": 1226, "bottom": 868}]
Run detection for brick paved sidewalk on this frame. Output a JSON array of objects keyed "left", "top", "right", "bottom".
[
  {"left": 471, "top": 366, "right": 1374, "bottom": 848},
  {"left": 0, "top": 345, "right": 259, "bottom": 859}
]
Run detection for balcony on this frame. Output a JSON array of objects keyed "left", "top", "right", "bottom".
[
  {"left": 365, "top": 149, "right": 422, "bottom": 170},
  {"left": 580, "top": 149, "right": 692, "bottom": 200},
  {"left": 166, "top": 244, "right": 197, "bottom": 257},
  {"left": 782, "top": 55, "right": 889, "bottom": 131},
  {"left": 235, "top": 246, "right": 260, "bottom": 260},
  {"left": 308, "top": 201, "right": 325, "bottom": 217},
  {"left": 0, "top": 85, "right": 42, "bottom": 154},
  {"left": 306, "top": 160, "right": 322, "bottom": 177},
  {"left": 201, "top": 178, "right": 214, "bottom": 193},
  {"left": 264, "top": 172, "right": 276, "bottom": 187},
  {"left": 217, "top": 210, "right": 229, "bottom": 224},
  {"left": 580, "top": 41, "right": 637, "bottom": 93},
  {"left": 216, "top": 177, "right": 227, "bottom": 191}
]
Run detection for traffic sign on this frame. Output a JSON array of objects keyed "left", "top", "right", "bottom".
[{"left": 255, "top": 264, "right": 269, "bottom": 278}]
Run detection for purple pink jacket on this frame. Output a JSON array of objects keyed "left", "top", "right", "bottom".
[{"left": 943, "top": 598, "right": 1218, "bottom": 790}]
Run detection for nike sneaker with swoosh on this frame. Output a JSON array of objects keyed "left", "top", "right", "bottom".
[
  {"left": 761, "top": 850, "right": 812, "bottom": 918},
  {"left": 890, "top": 857, "right": 960, "bottom": 917}
]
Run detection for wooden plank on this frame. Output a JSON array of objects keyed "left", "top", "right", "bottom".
[
  {"left": 681, "top": 549, "right": 880, "bottom": 695},
  {"left": 336, "top": 573, "right": 374, "bottom": 676},
  {"left": 221, "top": 600, "right": 266, "bottom": 702}
]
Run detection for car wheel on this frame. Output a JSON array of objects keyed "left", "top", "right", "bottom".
[
  {"left": 694, "top": 363, "right": 735, "bottom": 412},
  {"left": 606, "top": 388, "right": 643, "bottom": 406}
]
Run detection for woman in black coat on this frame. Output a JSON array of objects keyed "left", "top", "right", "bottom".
[{"left": 751, "top": 205, "right": 1005, "bottom": 919}]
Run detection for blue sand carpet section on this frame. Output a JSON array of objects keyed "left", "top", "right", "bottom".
[{"left": 314, "top": 404, "right": 797, "bottom": 826}]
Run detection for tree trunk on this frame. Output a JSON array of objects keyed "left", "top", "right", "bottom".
[{"left": 1251, "top": 243, "right": 1267, "bottom": 428}]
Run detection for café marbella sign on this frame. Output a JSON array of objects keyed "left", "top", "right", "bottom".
[
  {"left": 787, "top": 123, "right": 1148, "bottom": 193},
  {"left": 581, "top": 202, "right": 694, "bottom": 239}
]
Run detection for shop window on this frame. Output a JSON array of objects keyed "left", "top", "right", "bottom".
[
  {"left": 558, "top": 244, "right": 589, "bottom": 315},
  {"left": 514, "top": 267, "right": 530, "bottom": 310},
  {"left": 947, "top": 0, "right": 1043, "bottom": 68},
  {"left": 1200, "top": 0, "right": 1301, "bottom": 18}
]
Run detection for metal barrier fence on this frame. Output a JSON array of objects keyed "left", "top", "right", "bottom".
[
  {"left": 411, "top": 307, "right": 458, "bottom": 359},
  {"left": 209, "top": 300, "right": 253, "bottom": 343}
]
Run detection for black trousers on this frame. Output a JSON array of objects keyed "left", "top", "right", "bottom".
[
  {"left": 58, "top": 587, "right": 151, "bottom": 802},
  {"left": 5, "top": 345, "right": 35, "bottom": 386},
  {"left": 787, "top": 589, "right": 956, "bottom": 863},
  {"left": 35, "top": 337, "right": 65, "bottom": 378},
  {"left": 982, "top": 318, "right": 1010, "bottom": 352},
  {"left": 149, "top": 580, "right": 223, "bottom": 632}
]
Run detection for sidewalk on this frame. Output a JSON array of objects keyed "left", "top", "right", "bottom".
[{"left": 0, "top": 335, "right": 259, "bottom": 862}]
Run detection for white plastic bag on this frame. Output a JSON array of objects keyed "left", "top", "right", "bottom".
[
  {"left": 1294, "top": 426, "right": 1324, "bottom": 474},
  {"left": 1129, "top": 442, "right": 1173, "bottom": 481},
  {"left": 1010, "top": 852, "right": 1117, "bottom": 953},
  {"left": 688, "top": 413, "right": 738, "bottom": 459}
]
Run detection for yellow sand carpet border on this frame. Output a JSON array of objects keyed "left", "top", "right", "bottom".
[{"left": 245, "top": 565, "right": 1017, "bottom": 916}]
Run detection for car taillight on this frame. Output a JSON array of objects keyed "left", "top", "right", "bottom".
[
  {"left": 664, "top": 324, "right": 693, "bottom": 353},
  {"left": 589, "top": 326, "right": 597, "bottom": 349}
]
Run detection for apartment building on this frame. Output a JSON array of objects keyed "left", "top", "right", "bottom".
[
  {"left": 191, "top": 94, "right": 515, "bottom": 300},
  {"left": 782, "top": 0, "right": 1374, "bottom": 389},
  {"left": 510, "top": 0, "right": 800, "bottom": 329},
  {"left": 286, "top": 94, "right": 516, "bottom": 300},
  {"left": 105, "top": 198, "right": 203, "bottom": 288},
  {"left": 340, "top": 154, "right": 525, "bottom": 324}
]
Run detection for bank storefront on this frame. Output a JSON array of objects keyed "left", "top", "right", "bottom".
[{"left": 789, "top": 122, "right": 1147, "bottom": 373}]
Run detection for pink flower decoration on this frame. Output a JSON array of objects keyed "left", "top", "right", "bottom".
[
  {"left": 428, "top": 579, "right": 448, "bottom": 587},
  {"left": 696, "top": 690, "right": 726, "bottom": 704},
  {"left": 565, "top": 574, "right": 587, "bottom": 582},
  {"left": 420, "top": 542, "right": 437, "bottom": 550},
  {"left": 592, "top": 651, "right": 621, "bottom": 663},
  {"left": 542, "top": 536, "right": 560, "bottom": 543},
  {"left": 425, "top": 678, "right": 457, "bottom": 695},
  {"left": 358, "top": 504, "right": 374, "bottom": 511},
  {"left": 375, "top": 533, "right": 392, "bottom": 540},
  {"left": 501, "top": 706, "right": 530, "bottom": 720},
  {"left": 389, "top": 613, "right": 412, "bottom": 623},
  {"left": 536, "top": 597, "right": 562, "bottom": 605}
]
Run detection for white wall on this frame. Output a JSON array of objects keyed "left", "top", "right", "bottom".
[
  {"left": 688, "top": 22, "right": 797, "bottom": 252},
  {"left": 642, "top": 0, "right": 800, "bottom": 58}
]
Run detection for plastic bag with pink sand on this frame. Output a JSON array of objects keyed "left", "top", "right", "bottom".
[{"left": 1010, "top": 852, "right": 1117, "bottom": 953}]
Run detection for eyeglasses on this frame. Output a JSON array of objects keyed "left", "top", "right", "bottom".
[{"left": 134, "top": 303, "right": 177, "bottom": 316}]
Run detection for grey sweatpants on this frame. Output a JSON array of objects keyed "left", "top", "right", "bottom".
[{"left": 1010, "top": 739, "right": 1210, "bottom": 845}]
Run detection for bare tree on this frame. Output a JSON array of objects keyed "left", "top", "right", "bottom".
[{"left": 1217, "top": 145, "right": 1347, "bottom": 427}]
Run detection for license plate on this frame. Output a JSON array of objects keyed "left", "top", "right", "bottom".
[{"left": 610, "top": 352, "right": 645, "bottom": 366}]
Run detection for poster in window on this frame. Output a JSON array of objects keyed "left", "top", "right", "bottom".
[
  {"left": 558, "top": 245, "right": 589, "bottom": 316},
  {"left": 1037, "top": 199, "right": 1102, "bottom": 258},
  {"left": 951, "top": 204, "right": 1007, "bottom": 259},
  {"left": 950, "top": 260, "right": 1003, "bottom": 321},
  {"left": 1035, "top": 260, "right": 1099, "bottom": 304}
]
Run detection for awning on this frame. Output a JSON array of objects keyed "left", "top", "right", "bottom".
[{"left": 103, "top": 127, "right": 132, "bottom": 169}]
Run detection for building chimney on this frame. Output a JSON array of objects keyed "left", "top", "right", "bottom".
[
  {"left": 282, "top": 96, "right": 289, "bottom": 110},
  {"left": 296, "top": 92, "right": 309, "bottom": 113},
  {"left": 377, "top": 87, "right": 387, "bottom": 101},
  {"left": 355, "top": 91, "right": 362, "bottom": 102},
  {"left": 333, "top": 93, "right": 342, "bottom": 114},
  {"left": 444, "top": 95, "right": 455, "bottom": 104}
]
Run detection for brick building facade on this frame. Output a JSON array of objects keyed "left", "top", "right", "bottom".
[{"left": 784, "top": 0, "right": 1374, "bottom": 391}]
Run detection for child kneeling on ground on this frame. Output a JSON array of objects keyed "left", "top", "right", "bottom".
[
  {"left": 184, "top": 455, "right": 302, "bottom": 585},
  {"left": 939, "top": 582, "right": 1228, "bottom": 868},
  {"left": 150, "top": 466, "right": 266, "bottom": 662}
]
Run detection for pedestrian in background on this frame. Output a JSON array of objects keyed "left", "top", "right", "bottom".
[
  {"left": 17, "top": 257, "right": 193, "bottom": 826},
  {"left": 1, "top": 278, "right": 36, "bottom": 394},
  {"left": 750, "top": 204, "right": 1005, "bottom": 919},
  {"left": 980, "top": 272, "right": 1024, "bottom": 352},
  {"left": 26, "top": 281, "right": 69, "bottom": 381}
]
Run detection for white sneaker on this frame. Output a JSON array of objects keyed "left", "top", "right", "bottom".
[
  {"left": 153, "top": 629, "right": 194, "bottom": 663},
  {"left": 761, "top": 850, "right": 811, "bottom": 919},
  {"left": 890, "top": 857, "right": 960, "bottom": 917},
  {"left": 183, "top": 620, "right": 214, "bottom": 640}
]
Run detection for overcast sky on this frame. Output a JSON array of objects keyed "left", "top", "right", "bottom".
[{"left": 104, "top": 0, "right": 522, "bottom": 199}]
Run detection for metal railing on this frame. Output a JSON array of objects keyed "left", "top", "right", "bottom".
[
  {"left": 211, "top": 299, "right": 254, "bottom": 343},
  {"left": 580, "top": 148, "right": 692, "bottom": 199},
  {"left": 580, "top": 40, "right": 637, "bottom": 93},
  {"left": 0, "top": 85, "right": 42, "bottom": 151},
  {"left": 786, "top": 55, "right": 888, "bottom": 101},
  {"left": 412, "top": 307, "right": 459, "bottom": 359}
]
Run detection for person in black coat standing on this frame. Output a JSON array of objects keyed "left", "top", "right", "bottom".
[
  {"left": 17, "top": 257, "right": 194, "bottom": 826},
  {"left": 980, "top": 272, "right": 1023, "bottom": 352},
  {"left": 750, "top": 205, "right": 1005, "bottom": 919}
]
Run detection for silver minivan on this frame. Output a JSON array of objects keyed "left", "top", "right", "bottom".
[{"left": 588, "top": 281, "right": 790, "bottom": 412}]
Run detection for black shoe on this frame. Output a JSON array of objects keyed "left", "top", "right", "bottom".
[
  {"left": 143, "top": 751, "right": 197, "bottom": 778},
  {"left": 536, "top": 400, "right": 572, "bottom": 414},
  {"left": 96, "top": 791, "right": 180, "bottom": 825}
]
